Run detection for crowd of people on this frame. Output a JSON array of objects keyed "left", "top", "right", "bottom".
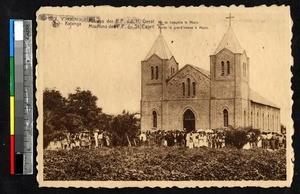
[
  {"left": 139, "top": 130, "right": 226, "bottom": 149},
  {"left": 46, "top": 129, "right": 112, "bottom": 150},
  {"left": 46, "top": 128, "right": 286, "bottom": 151},
  {"left": 139, "top": 129, "right": 286, "bottom": 150}
]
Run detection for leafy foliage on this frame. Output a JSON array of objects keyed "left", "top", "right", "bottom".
[
  {"left": 43, "top": 88, "right": 140, "bottom": 148},
  {"left": 225, "top": 127, "right": 248, "bottom": 149},
  {"left": 44, "top": 147, "right": 286, "bottom": 181},
  {"left": 43, "top": 88, "right": 68, "bottom": 148}
]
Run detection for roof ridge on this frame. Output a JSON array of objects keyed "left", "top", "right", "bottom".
[
  {"left": 144, "top": 34, "right": 173, "bottom": 61},
  {"left": 249, "top": 89, "right": 279, "bottom": 109},
  {"left": 214, "top": 26, "right": 244, "bottom": 55}
]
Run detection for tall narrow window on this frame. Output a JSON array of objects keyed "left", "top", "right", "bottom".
[
  {"left": 182, "top": 83, "right": 185, "bottom": 96},
  {"left": 262, "top": 113, "right": 264, "bottom": 129},
  {"left": 170, "top": 67, "right": 172, "bottom": 75},
  {"left": 151, "top": 66, "right": 154, "bottom": 80},
  {"left": 152, "top": 111, "right": 157, "bottom": 128},
  {"left": 276, "top": 116, "right": 278, "bottom": 131},
  {"left": 227, "top": 61, "right": 230, "bottom": 75},
  {"left": 223, "top": 109, "right": 229, "bottom": 127},
  {"left": 257, "top": 112, "right": 259, "bottom": 129},
  {"left": 221, "top": 61, "right": 225, "bottom": 76},
  {"left": 187, "top": 78, "right": 191, "bottom": 97},
  {"left": 268, "top": 114, "right": 270, "bottom": 130},
  {"left": 251, "top": 111, "right": 253, "bottom": 126},
  {"left": 243, "top": 63, "right": 246, "bottom": 77},
  {"left": 272, "top": 115, "right": 274, "bottom": 131},
  {"left": 244, "top": 110, "right": 247, "bottom": 127},
  {"left": 155, "top": 66, "right": 159, "bottom": 79},
  {"left": 192, "top": 82, "right": 196, "bottom": 96}
]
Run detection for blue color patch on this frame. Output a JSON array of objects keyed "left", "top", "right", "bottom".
[{"left": 10, "top": 19, "right": 14, "bottom": 57}]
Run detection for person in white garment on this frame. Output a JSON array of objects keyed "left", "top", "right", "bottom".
[{"left": 93, "top": 129, "right": 99, "bottom": 148}]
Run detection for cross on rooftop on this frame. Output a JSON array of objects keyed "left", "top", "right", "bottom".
[
  {"left": 226, "top": 13, "right": 234, "bottom": 27},
  {"left": 157, "top": 21, "right": 164, "bottom": 34}
]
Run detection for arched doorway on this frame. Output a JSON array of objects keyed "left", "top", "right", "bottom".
[{"left": 183, "top": 109, "right": 195, "bottom": 132}]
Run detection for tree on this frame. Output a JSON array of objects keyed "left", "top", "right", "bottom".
[
  {"left": 67, "top": 87, "right": 103, "bottom": 132},
  {"left": 110, "top": 110, "right": 140, "bottom": 146},
  {"left": 43, "top": 88, "right": 67, "bottom": 148},
  {"left": 225, "top": 127, "right": 248, "bottom": 149}
]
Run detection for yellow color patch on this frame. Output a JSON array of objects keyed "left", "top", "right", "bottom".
[{"left": 10, "top": 96, "right": 14, "bottom": 135}]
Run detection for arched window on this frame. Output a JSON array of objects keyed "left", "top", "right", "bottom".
[
  {"left": 187, "top": 78, "right": 191, "bottom": 96},
  {"left": 221, "top": 61, "right": 225, "bottom": 76},
  {"left": 151, "top": 66, "right": 154, "bottom": 80},
  {"left": 155, "top": 66, "right": 159, "bottom": 79},
  {"left": 182, "top": 83, "right": 185, "bottom": 96},
  {"left": 223, "top": 109, "right": 229, "bottom": 127},
  {"left": 152, "top": 111, "right": 157, "bottom": 128},
  {"left": 227, "top": 61, "right": 230, "bottom": 75},
  {"left": 192, "top": 82, "right": 196, "bottom": 96},
  {"left": 244, "top": 110, "right": 247, "bottom": 127}
]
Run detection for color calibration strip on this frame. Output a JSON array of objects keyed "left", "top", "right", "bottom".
[
  {"left": 9, "top": 19, "right": 15, "bottom": 175},
  {"left": 10, "top": 20, "right": 33, "bottom": 175}
]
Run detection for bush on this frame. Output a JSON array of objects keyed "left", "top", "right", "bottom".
[
  {"left": 225, "top": 127, "right": 248, "bottom": 149},
  {"left": 44, "top": 147, "right": 286, "bottom": 181}
]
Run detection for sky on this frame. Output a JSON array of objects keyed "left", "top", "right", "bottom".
[{"left": 37, "top": 6, "right": 292, "bottom": 129}]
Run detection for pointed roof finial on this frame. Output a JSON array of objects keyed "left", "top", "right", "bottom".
[
  {"left": 226, "top": 13, "right": 234, "bottom": 27},
  {"left": 157, "top": 21, "right": 164, "bottom": 34}
]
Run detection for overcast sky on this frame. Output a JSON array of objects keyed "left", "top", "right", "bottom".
[{"left": 38, "top": 6, "right": 292, "bottom": 129}]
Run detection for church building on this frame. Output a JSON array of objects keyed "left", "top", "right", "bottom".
[{"left": 140, "top": 20, "right": 280, "bottom": 133}]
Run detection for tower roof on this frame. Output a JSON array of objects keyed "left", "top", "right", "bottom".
[
  {"left": 144, "top": 34, "right": 173, "bottom": 61},
  {"left": 214, "top": 26, "right": 244, "bottom": 55}
]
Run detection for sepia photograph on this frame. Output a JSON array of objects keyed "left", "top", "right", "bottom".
[{"left": 36, "top": 6, "right": 293, "bottom": 188}]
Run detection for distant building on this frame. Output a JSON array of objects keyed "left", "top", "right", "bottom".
[{"left": 140, "top": 22, "right": 280, "bottom": 133}]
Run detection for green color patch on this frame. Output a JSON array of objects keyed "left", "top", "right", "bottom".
[{"left": 10, "top": 57, "right": 14, "bottom": 96}]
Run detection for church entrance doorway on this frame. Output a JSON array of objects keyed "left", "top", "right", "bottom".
[{"left": 183, "top": 109, "right": 195, "bottom": 132}]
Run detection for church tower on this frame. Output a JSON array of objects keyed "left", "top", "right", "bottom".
[
  {"left": 140, "top": 33, "right": 179, "bottom": 131},
  {"left": 210, "top": 15, "right": 250, "bottom": 129}
]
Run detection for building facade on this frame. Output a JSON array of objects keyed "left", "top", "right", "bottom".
[{"left": 140, "top": 25, "right": 280, "bottom": 133}]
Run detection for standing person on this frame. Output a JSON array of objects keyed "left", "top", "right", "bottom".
[
  {"left": 93, "top": 129, "right": 99, "bottom": 148},
  {"left": 193, "top": 132, "right": 199, "bottom": 148},
  {"left": 185, "top": 132, "right": 190, "bottom": 148},
  {"left": 182, "top": 131, "right": 187, "bottom": 147},
  {"left": 278, "top": 134, "right": 284, "bottom": 149},
  {"left": 98, "top": 131, "right": 104, "bottom": 147},
  {"left": 198, "top": 133, "right": 204, "bottom": 147},
  {"left": 139, "top": 132, "right": 147, "bottom": 146},
  {"left": 105, "top": 133, "right": 111, "bottom": 147},
  {"left": 261, "top": 132, "right": 266, "bottom": 149},
  {"left": 283, "top": 135, "right": 286, "bottom": 148},
  {"left": 266, "top": 132, "right": 273, "bottom": 149},
  {"left": 270, "top": 132, "right": 276, "bottom": 150},
  {"left": 163, "top": 132, "right": 168, "bottom": 146},
  {"left": 203, "top": 133, "right": 208, "bottom": 147},
  {"left": 188, "top": 132, "right": 194, "bottom": 149},
  {"left": 212, "top": 134, "right": 216, "bottom": 148},
  {"left": 257, "top": 134, "right": 262, "bottom": 148},
  {"left": 275, "top": 133, "right": 279, "bottom": 149}
]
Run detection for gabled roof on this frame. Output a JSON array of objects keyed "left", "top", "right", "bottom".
[
  {"left": 214, "top": 26, "right": 244, "bottom": 55},
  {"left": 192, "top": 65, "right": 211, "bottom": 78},
  {"left": 144, "top": 34, "right": 173, "bottom": 61},
  {"left": 249, "top": 89, "right": 279, "bottom": 109},
  {"left": 167, "top": 64, "right": 210, "bottom": 82}
]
